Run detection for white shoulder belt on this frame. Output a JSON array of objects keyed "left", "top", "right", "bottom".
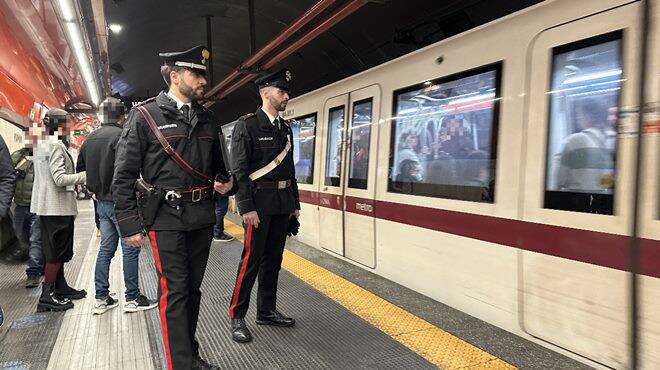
[{"left": 249, "top": 135, "right": 291, "bottom": 181}]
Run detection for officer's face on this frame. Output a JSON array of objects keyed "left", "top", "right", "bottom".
[
  {"left": 263, "top": 87, "right": 289, "bottom": 111},
  {"left": 173, "top": 68, "right": 207, "bottom": 100}
]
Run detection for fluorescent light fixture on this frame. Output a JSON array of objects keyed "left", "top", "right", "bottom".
[
  {"left": 58, "top": 0, "right": 76, "bottom": 21},
  {"left": 108, "top": 24, "right": 122, "bottom": 33},
  {"left": 563, "top": 69, "right": 622, "bottom": 84},
  {"left": 58, "top": 0, "right": 100, "bottom": 105}
]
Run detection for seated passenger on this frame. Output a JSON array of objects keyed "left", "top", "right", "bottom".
[
  {"left": 460, "top": 150, "right": 489, "bottom": 187},
  {"left": 395, "top": 159, "right": 422, "bottom": 183}
]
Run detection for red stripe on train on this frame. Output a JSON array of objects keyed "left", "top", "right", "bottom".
[{"left": 298, "top": 190, "right": 660, "bottom": 278}]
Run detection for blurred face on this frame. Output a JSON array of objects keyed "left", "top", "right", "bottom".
[
  {"left": 172, "top": 68, "right": 207, "bottom": 101},
  {"left": 406, "top": 134, "right": 418, "bottom": 146},
  {"left": 262, "top": 86, "right": 289, "bottom": 112},
  {"left": 409, "top": 162, "right": 420, "bottom": 177}
]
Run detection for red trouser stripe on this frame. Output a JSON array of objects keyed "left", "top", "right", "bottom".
[
  {"left": 228, "top": 224, "right": 253, "bottom": 318},
  {"left": 148, "top": 231, "right": 173, "bottom": 370}
]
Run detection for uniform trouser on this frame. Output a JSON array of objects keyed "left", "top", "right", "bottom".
[
  {"left": 228, "top": 213, "right": 289, "bottom": 319},
  {"left": 147, "top": 227, "right": 213, "bottom": 370}
]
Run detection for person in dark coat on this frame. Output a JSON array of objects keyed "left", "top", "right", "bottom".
[
  {"left": 11, "top": 138, "right": 43, "bottom": 287},
  {"left": 0, "top": 134, "right": 17, "bottom": 261},
  {"left": 112, "top": 45, "right": 236, "bottom": 370},
  {"left": 228, "top": 68, "right": 300, "bottom": 343},
  {"left": 77, "top": 97, "right": 157, "bottom": 315}
]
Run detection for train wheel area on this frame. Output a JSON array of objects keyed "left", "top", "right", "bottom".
[{"left": 0, "top": 202, "right": 589, "bottom": 369}]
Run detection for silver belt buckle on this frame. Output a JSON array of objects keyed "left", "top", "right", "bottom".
[
  {"left": 165, "top": 190, "right": 182, "bottom": 208},
  {"left": 277, "top": 180, "right": 286, "bottom": 189}
]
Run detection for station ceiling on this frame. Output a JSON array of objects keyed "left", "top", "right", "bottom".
[{"left": 105, "top": 0, "right": 541, "bottom": 123}]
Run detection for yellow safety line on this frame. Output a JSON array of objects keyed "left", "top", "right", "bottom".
[{"left": 224, "top": 220, "right": 516, "bottom": 369}]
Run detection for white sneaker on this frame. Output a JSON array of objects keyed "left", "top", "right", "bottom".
[
  {"left": 92, "top": 296, "right": 119, "bottom": 315},
  {"left": 124, "top": 295, "right": 158, "bottom": 313}
]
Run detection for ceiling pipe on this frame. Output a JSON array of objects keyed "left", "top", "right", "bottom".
[
  {"left": 216, "top": 0, "right": 367, "bottom": 101},
  {"left": 204, "top": 0, "right": 338, "bottom": 99}
]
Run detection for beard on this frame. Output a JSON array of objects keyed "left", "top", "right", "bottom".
[
  {"left": 269, "top": 96, "right": 288, "bottom": 111},
  {"left": 179, "top": 80, "right": 205, "bottom": 101}
]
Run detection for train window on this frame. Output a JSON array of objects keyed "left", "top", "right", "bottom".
[
  {"left": 325, "top": 106, "right": 345, "bottom": 186},
  {"left": 291, "top": 113, "right": 317, "bottom": 184},
  {"left": 347, "top": 99, "right": 373, "bottom": 189},
  {"left": 388, "top": 63, "right": 502, "bottom": 202},
  {"left": 544, "top": 31, "right": 622, "bottom": 214}
]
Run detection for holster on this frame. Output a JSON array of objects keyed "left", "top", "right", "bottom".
[{"left": 135, "top": 178, "right": 164, "bottom": 227}]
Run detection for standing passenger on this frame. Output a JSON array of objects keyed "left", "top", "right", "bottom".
[
  {"left": 11, "top": 135, "right": 43, "bottom": 288},
  {"left": 112, "top": 45, "right": 236, "bottom": 369},
  {"left": 228, "top": 68, "right": 300, "bottom": 343},
  {"left": 0, "top": 133, "right": 16, "bottom": 325},
  {"left": 77, "top": 97, "right": 157, "bottom": 315},
  {"left": 31, "top": 109, "right": 87, "bottom": 312}
]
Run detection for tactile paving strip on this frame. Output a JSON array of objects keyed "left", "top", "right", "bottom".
[
  {"left": 226, "top": 220, "right": 515, "bottom": 369},
  {"left": 0, "top": 202, "right": 95, "bottom": 369}
]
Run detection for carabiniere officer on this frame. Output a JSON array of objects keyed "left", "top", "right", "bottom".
[
  {"left": 112, "top": 45, "right": 236, "bottom": 370},
  {"left": 228, "top": 68, "right": 301, "bottom": 343}
]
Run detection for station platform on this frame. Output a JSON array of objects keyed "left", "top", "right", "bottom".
[{"left": 0, "top": 201, "right": 591, "bottom": 369}]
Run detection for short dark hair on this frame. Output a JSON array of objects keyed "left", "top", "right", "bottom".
[{"left": 160, "top": 64, "right": 185, "bottom": 86}]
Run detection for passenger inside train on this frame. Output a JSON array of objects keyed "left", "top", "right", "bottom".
[{"left": 0, "top": 0, "right": 657, "bottom": 369}]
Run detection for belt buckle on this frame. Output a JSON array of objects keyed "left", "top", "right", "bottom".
[
  {"left": 165, "top": 190, "right": 182, "bottom": 208},
  {"left": 191, "top": 188, "right": 202, "bottom": 202},
  {"left": 277, "top": 180, "right": 286, "bottom": 189}
]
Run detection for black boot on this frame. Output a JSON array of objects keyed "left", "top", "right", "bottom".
[
  {"left": 37, "top": 283, "right": 73, "bottom": 312},
  {"left": 231, "top": 318, "right": 252, "bottom": 343},
  {"left": 55, "top": 268, "right": 86, "bottom": 300}
]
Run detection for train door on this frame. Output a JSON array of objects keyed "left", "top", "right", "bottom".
[
  {"left": 520, "top": 3, "right": 644, "bottom": 368},
  {"left": 319, "top": 85, "right": 380, "bottom": 268}
]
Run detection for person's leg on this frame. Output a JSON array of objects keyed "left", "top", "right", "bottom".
[
  {"left": 228, "top": 215, "right": 271, "bottom": 319},
  {"left": 26, "top": 212, "right": 44, "bottom": 277},
  {"left": 184, "top": 227, "right": 213, "bottom": 357},
  {"left": 213, "top": 196, "right": 232, "bottom": 241},
  {"left": 37, "top": 216, "right": 72, "bottom": 311},
  {"left": 256, "top": 214, "right": 290, "bottom": 315},
  {"left": 94, "top": 201, "right": 119, "bottom": 300},
  {"left": 54, "top": 216, "right": 86, "bottom": 299},
  {"left": 147, "top": 230, "right": 192, "bottom": 370}
]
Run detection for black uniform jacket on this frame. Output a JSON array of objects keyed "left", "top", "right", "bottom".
[
  {"left": 76, "top": 123, "right": 122, "bottom": 201},
  {"left": 112, "top": 91, "right": 236, "bottom": 237},
  {"left": 230, "top": 109, "right": 300, "bottom": 216}
]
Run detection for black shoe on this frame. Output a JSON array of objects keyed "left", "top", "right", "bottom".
[
  {"left": 192, "top": 355, "right": 220, "bottom": 370},
  {"left": 256, "top": 309, "right": 295, "bottom": 327},
  {"left": 26, "top": 275, "right": 41, "bottom": 288},
  {"left": 231, "top": 318, "right": 252, "bottom": 343},
  {"left": 213, "top": 233, "right": 234, "bottom": 242},
  {"left": 57, "top": 286, "right": 87, "bottom": 300},
  {"left": 37, "top": 283, "right": 74, "bottom": 312}
]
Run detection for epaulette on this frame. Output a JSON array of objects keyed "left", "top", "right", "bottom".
[
  {"left": 134, "top": 96, "right": 157, "bottom": 107},
  {"left": 240, "top": 112, "right": 257, "bottom": 121}
]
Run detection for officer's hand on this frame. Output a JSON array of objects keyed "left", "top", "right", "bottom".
[
  {"left": 125, "top": 233, "right": 145, "bottom": 248},
  {"left": 242, "top": 211, "right": 260, "bottom": 228},
  {"left": 291, "top": 209, "right": 300, "bottom": 218},
  {"left": 214, "top": 178, "right": 233, "bottom": 194}
]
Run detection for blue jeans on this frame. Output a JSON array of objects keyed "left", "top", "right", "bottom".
[
  {"left": 94, "top": 200, "right": 141, "bottom": 300},
  {"left": 213, "top": 196, "right": 229, "bottom": 238},
  {"left": 13, "top": 205, "right": 43, "bottom": 277}
]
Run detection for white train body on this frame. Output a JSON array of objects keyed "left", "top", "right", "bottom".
[{"left": 227, "top": 0, "right": 660, "bottom": 367}]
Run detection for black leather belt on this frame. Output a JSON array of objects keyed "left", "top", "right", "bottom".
[
  {"left": 164, "top": 185, "right": 213, "bottom": 208},
  {"left": 254, "top": 180, "right": 291, "bottom": 190}
]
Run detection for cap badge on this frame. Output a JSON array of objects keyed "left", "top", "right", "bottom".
[{"left": 285, "top": 70, "right": 292, "bottom": 81}]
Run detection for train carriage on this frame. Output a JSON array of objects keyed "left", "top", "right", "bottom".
[{"left": 218, "top": 0, "right": 660, "bottom": 368}]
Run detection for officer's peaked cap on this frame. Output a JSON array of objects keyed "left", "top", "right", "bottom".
[
  {"left": 159, "top": 45, "right": 210, "bottom": 73},
  {"left": 254, "top": 68, "right": 292, "bottom": 91}
]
